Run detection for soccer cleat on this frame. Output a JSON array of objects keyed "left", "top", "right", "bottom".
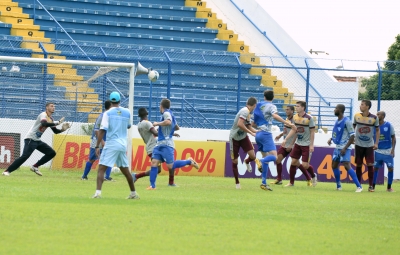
[
  {"left": 255, "top": 158, "right": 263, "bottom": 173},
  {"left": 30, "top": 166, "right": 42, "bottom": 176},
  {"left": 188, "top": 157, "right": 199, "bottom": 170},
  {"left": 368, "top": 186, "right": 375, "bottom": 192},
  {"left": 336, "top": 187, "right": 342, "bottom": 191},
  {"left": 245, "top": 163, "right": 252, "bottom": 173},
  {"left": 127, "top": 193, "right": 140, "bottom": 199},
  {"left": 236, "top": 183, "right": 241, "bottom": 189},
  {"left": 285, "top": 183, "right": 294, "bottom": 187},
  {"left": 168, "top": 183, "right": 179, "bottom": 187},
  {"left": 81, "top": 177, "right": 88, "bottom": 180},
  {"left": 270, "top": 179, "right": 282, "bottom": 185},
  {"left": 355, "top": 187, "right": 363, "bottom": 193},
  {"left": 307, "top": 180, "right": 313, "bottom": 187},
  {"left": 312, "top": 175, "right": 318, "bottom": 187},
  {"left": 132, "top": 173, "right": 137, "bottom": 183},
  {"left": 260, "top": 184, "right": 273, "bottom": 191},
  {"left": 92, "top": 194, "right": 102, "bottom": 198},
  {"left": 387, "top": 188, "right": 394, "bottom": 192},
  {"left": 2, "top": 171, "right": 10, "bottom": 176},
  {"left": 104, "top": 177, "right": 115, "bottom": 182},
  {"left": 146, "top": 186, "right": 156, "bottom": 190}
]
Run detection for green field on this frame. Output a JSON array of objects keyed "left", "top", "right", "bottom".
[{"left": 0, "top": 169, "right": 399, "bottom": 255}]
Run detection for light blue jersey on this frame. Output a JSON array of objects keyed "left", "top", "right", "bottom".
[{"left": 100, "top": 107, "right": 131, "bottom": 151}]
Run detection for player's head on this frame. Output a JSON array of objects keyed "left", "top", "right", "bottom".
[
  {"left": 295, "top": 101, "right": 306, "bottom": 114},
  {"left": 377, "top": 111, "right": 386, "bottom": 121},
  {"left": 138, "top": 107, "right": 148, "bottom": 120},
  {"left": 285, "top": 105, "right": 294, "bottom": 116},
  {"left": 104, "top": 100, "right": 111, "bottom": 111},
  {"left": 45, "top": 102, "right": 55, "bottom": 113},
  {"left": 360, "top": 100, "right": 371, "bottom": 112},
  {"left": 160, "top": 98, "right": 170, "bottom": 112},
  {"left": 334, "top": 104, "right": 345, "bottom": 116},
  {"left": 246, "top": 97, "right": 257, "bottom": 112},
  {"left": 109, "top": 91, "right": 121, "bottom": 104},
  {"left": 264, "top": 90, "right": 274, "bottom": 101}
]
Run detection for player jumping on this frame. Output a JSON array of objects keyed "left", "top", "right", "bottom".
[
  {"left": 229, "top": 97, "right": 258, "bottom": 189},
  {"left": 147, "top": 99, "right": 199, "bottom": 190},
  {"left": 132, "top": 107, "right": 180, "bottom": 186},
  {"left": 2, "top": 102, "right": 70, "bottom": 176}
]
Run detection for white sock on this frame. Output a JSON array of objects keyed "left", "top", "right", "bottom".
[
  {"left": 130, "top": 191, "right": 136, "bottom": 196},
  {"left": 95, "top": 190, "right": 101, "bottom": 195}
]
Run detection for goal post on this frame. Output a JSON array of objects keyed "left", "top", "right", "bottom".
[{"left": 0, "top": 56, "right": 135, "bottom": 174}]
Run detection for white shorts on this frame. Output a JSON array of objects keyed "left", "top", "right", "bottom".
[{"left": 99, "top": 148, "right": 129, "bottom": 168}]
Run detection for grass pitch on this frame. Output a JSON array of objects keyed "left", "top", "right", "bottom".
[{"left": 0, "top": 169, "right": 399, "bottom": 255}]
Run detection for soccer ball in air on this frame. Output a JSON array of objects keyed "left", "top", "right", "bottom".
[
  {"left": 111, "top": 167, "right": 121, "bottom": 174},
  {"left": 148, "top": 70, "right": 159, "bottom": 82}
]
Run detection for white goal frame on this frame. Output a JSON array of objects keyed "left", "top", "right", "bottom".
[{"left": 0, "top": 56, "right": 136, "bottom": 169}]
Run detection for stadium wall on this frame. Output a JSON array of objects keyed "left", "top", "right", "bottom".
[{"left": 0, "top": 118, "right": 397, "bottom": 180}]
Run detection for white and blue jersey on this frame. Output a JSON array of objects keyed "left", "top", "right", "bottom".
[
  {"left": 153, "top": 110, "right": 176, "bottom": 164},
  {"left": 253, "top": 101, "right": 278, "bottom": 152},
  {"left": 374, "top": 121, "right": 395, "bottom": 168},
  {"left": 331, "top": 117, "right": 354, "bottom": 162},
  {"left": 99, "top": 107, "right": 131, "bottom": 167},
  {"left": 88, "top": 113, "right": 107, "bottom": 160}
]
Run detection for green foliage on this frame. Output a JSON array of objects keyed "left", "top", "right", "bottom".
[
  {"left": 0, "top": 170, "right": 399, "bottom": 254},
  {"left": 81, "top": 123, "right": 94, "bottom": 136},
  {"left": 361, "top": 34, "right": 400, "bottom": 100}
]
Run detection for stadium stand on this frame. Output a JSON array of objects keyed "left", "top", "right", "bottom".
[{"left": 0, "top": 0, "right": 293, "bottom": 128}]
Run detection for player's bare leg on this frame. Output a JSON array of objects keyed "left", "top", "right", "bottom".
[
  {"left": 232, "top": 158, "right": 241, "bottom": 189},
  {"left": 93, "top": 164, "right": 107, "bottom": 198},
  {"left": 245, "top": 150, "right": 256, "bottom": 173},
  {"left": 119, "top": 166, "right": 139, "bottom": 199}
]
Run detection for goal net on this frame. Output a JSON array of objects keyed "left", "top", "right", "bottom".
[{"left": 0, "top": 56, "right": 135, "bottom": 174}]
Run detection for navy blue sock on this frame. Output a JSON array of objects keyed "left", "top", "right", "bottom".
[
  {"left": 373, "top": 170, "right": 379, "bottom": 188},
  {"left": 261, "top": 163, "right": 269, "bottom": 185},
  {"left": 333, "top": 168, "right": 341, "bottom": 188},
  {"left": 261, "top": 155, "right": 277, "bottom": 164},
  {"left": 105, "top": 167, "right": 112, "bottom": 179},
  {"left": 149, "top": 166, "right": 158, "bottom": 188},
  {"left": 82, "top": 162, "right": 92, "bottom": 178},
  {"left": 388, "top": 171, "right": 394, "bottom": 189},
  {"left": 173, "top": 160, "right": 191, "bottom": 169}
]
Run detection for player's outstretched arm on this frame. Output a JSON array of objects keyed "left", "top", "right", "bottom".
[
  {"left": 174, "top": 123, "right": 180, "bottom": 131},
  {"left": 153, "top": 119, "right": 171, "bottom": 127}
]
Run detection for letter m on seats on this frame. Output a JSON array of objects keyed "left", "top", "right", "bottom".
[{"left": 197, "top": 1, "right": 203, "bottom": 6}]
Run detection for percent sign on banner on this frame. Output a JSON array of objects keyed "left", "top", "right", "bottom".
[{"left": 131, "top": 139, "right": 226, "bottom": 177}]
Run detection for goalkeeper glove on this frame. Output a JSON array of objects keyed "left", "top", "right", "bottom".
[{"left": 61, "top": 123, "right": 71, "bottom": 131}]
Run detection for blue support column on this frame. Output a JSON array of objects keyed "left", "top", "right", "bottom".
[
  {"left": 305, "top": 59, "right": 310, "bottom": 113},
  {"left": 377, "top": 62, "right": 382, "bottom": 111},
  {"left": 235, "top": 55, "right": 242, "bottom": 112},
  {"left": 164, "top": 51, "right": 172, "bottom": 99},
  {"left": 149, "top": 81, "right": 153, "bottom": 120}
]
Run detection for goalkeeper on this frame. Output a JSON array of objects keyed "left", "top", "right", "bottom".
[{"left": 2, "top": 102, "right": 70, "bottom": 176}]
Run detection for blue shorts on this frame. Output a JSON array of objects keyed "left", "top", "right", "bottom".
[
  {"left": 332, "top": 148, "right": 351, "bottom": 162},
  {"left": 255, "top": 131, "right": 276, "bottom": 153},
  {"left": 374, "top": 152, "right": 394, "bottom": 168},
  {"left": 152, "top": 145, "right": 174, "bottom": 164},
  {"left": 88, "top": 148, "right": 103, "bottom": 161},
  {"left": 99, "top": 148, "right": 128, "bottom": 168}
]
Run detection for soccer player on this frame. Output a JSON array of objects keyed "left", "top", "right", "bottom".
[
  {"left": 282, "top": 101, "right": 317, "bottom": 187},
  {"left": 81, "top": 100, "right": 113, "bottom": 181},
  {"left": 132, "top": 107, "right": 180, "bottom": 185},
  {"left": 92, "top": 92, "right": 138, "bottom": 199},
  {"left": 229, "top": 97, "right": 258, "bottom": 189},
  {"left": 353, "top": 100, "right": 379, "bottom": 192},
  {"left": 253, "top": 90, "right": 295, "bottom": 191},
  {"left": 2, "top": 103, "right": 70, "bottom": 176},
  {"left": 372, "top": 111, "right": 396, "bottom": 192},
  {"left": 147, "top": 99, "right": 199, "bottom": 190},
  {"left": 270, "top": 105, "right": 298, "bottom": 185},
  {"left": 327, "top": 104, "right": 362, "bottom": 192}
]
